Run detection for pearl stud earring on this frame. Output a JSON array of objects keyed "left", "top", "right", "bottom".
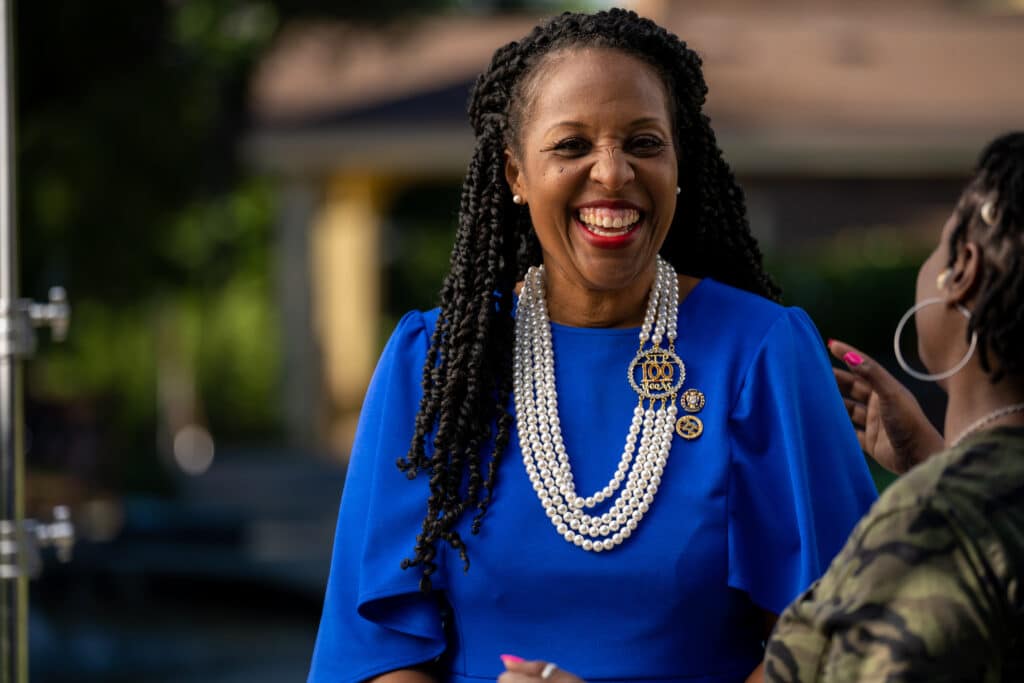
[
  {"left": 513, "top": 194, "right": 524, "bottom": 205},
  {"left": 675, "top": 187, "right": 681, "bottom": 195},
  {"left": 981, "top": 200, "right": 997, "bottom": 226}
]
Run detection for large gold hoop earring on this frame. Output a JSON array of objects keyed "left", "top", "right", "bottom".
[{"left": 893, "top": 297, "right": 977, "bottom": 382}]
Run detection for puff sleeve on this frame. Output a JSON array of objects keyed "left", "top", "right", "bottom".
[
  {"left": 726, "top": 307, "right": 877, "bottom": 615},
  {"left": 308, "top": 311, "right": 447, "bottom": 683}
]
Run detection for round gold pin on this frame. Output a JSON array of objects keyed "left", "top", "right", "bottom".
[
  {"left": 675, "top": 415, "right": 704, "bottom": 440},
  {"left": 680, "top": 388, "right": 706, "bottom": 413}
]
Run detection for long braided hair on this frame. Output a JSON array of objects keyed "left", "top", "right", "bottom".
[
  {"left": 397, "top": 9, "right": 779, "bottom": 590},
  {"left": 945, "top": 131, "right": 1024, "bottom": 382}
]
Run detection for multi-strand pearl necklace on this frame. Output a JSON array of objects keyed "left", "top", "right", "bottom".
[{"left": 513, "top": 256, "right": 683, "bottom": 552}]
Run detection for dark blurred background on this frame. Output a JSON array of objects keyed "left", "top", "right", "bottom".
[{"left": 15, "top": 0, "right": 1024, "bottom": 680}]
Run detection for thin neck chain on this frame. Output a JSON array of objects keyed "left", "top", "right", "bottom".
[{"left": 951, "top": 402, "right": 1024, "bottom": 448}]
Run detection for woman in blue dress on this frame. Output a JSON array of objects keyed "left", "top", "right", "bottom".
[{"left": 308, "top": 9, "right": 877, "bottom": 683}]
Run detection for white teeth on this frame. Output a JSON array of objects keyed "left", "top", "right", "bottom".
[
  {"left": 577, "top": 207, "right": 641, "bottom": 232},
  {"left": 588, "top": 223, "right": 633, "bottom": 237}
]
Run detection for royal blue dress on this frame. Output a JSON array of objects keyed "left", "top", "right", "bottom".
[{"left": 309, "top": 279, "right": 877, "bottom": 683}]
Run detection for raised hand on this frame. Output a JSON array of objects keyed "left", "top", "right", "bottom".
[{"left": 827, "top": 340, "right": 944, "bottom": 474}]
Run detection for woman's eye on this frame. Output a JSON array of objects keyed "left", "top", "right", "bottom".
[
  {"left": 550, "top": 138, "right": 590, "bottom": 155},
  {"left": 628, "top": 136, "right": 667, "bottom": 155}
]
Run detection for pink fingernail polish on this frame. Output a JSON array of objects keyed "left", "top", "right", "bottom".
[
  {"left": 500, "top": 655, "right": 524, "bottom": 665},
  {"left": 826, "top": 338, "right": 835, "bottom": 348},
  {"left": 843, "top": 352, "right": 863, "bottom": 366}
]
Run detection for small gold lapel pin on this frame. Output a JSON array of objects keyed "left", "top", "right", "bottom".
[
  {"left": 680, "top": 388, "right": 705, "bottom": 413},
  {"left": 675, "top": 414, "right": 704, "bottom": 440}
]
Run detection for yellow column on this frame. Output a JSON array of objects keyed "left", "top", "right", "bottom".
[{"left": 311, "top": 174, "right": 389, "bottom": 457}]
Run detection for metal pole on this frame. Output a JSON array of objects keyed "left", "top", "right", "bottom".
[
  {"left": 0, "top": 0, "right": 25, "bottom": 677},
  {"left": 0, "top": 5, "right": 74, "bottom": 679}
]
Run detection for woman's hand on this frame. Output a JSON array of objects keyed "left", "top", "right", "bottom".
[
  {"left": 499, "top": 657, "right": 584, "bottom": 683},
  {"left": 827, "top": 340, "right": 944, "bottom": 474}
]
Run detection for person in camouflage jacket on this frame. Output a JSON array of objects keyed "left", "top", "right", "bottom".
[
  {"left": 765, "top": 428, "right": 1024, "bottom": 682},
  {"left": 765, "top": 132, "right": 1024, "bottom": 682}
]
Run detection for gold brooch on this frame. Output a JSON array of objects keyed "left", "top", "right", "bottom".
[
  {"left": 680, "top": 389, "right": 705, "bottom": 413},
  {"left": 675, "top": 415, "right": 704, "bottom": 440},
  {"left": 628, "top": 347, "right": 686, "bottom": 400}
]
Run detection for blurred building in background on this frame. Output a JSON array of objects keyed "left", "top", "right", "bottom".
[{"left": 245, "top": 0, "right": 1024, "bottom": 457}]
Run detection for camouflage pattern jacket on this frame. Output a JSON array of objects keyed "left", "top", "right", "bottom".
[{"left": 764, "top": 427, "right": 1024, "bottom": 682}]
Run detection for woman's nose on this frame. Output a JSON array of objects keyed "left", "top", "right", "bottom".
[{"left": 590, "top": 147, "right": 635, "bottom": 191}]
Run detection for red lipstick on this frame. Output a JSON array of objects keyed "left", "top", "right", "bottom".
[{"left": 573, "top": 200, "right": 645, "bottom": 249}]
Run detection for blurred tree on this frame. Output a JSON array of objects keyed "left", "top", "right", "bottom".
[
  {"left": 14, "top": 0, "right": 588, "bottom": 492},
  {"left": 15, "top": 0, "right": 459, "bottom": 490}
]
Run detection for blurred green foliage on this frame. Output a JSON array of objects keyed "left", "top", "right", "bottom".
[
  {"left": 769, "top": 236, "right": 929, "bottom": 358},
  {"left": 15, "top": 1, "right": 601, "bottom": 490},
  {"left": 15, "top": 1, "right": 455, "bottom": 489},
  {"left": 16, "top": 3, "right": 284, "bottom": 491},
  {"left": 381, "top": 181, "right": 462, "bottom": 337}
]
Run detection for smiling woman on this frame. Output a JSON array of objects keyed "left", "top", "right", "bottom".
[
  {"left": 308, "top": 9, "right": 877, "bottom": 683},
  {"left": 505, "top": 48, "right": 679, "bottom": 324}
]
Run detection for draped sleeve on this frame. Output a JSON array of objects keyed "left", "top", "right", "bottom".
[
  {"left": 726, "top": 307, "right": 877, "bottom": 615},
  {"left": 309, "top": 310, "right": 447, "bottom": 683}
]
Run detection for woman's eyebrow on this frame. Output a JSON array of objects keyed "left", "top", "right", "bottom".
[{"left": 544, "top": 117, "right": 668, "bottom": 136}]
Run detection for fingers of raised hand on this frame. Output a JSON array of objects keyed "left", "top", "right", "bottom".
[
  {"left": 864, "top": 395, "right": 888, "bottom": 455},
  {"left": 843, "top": 398, "right": 868, "bottom": 428},
  {"left": 826, "top": 338, "right": 860, "bottom": 363},
  {"left": 833, "top": 367, "right": 872, "bottom": 404}
]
